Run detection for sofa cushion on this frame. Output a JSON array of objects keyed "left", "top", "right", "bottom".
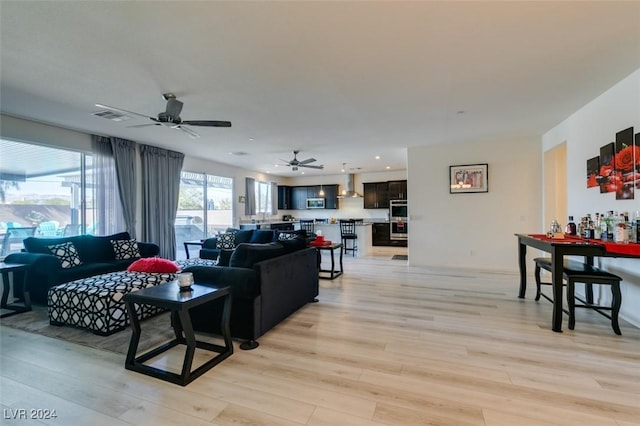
[
  {"left": 24, "top": 235, "right": 82, "bottom": 255},
  {"left": 111, "top": 239, "right": 141, "bottom": 260},
  {"left": 229, "top": 242, "right": 286, "bottom": 269},
  {"left": 250, "top": 230, "right": 277, "bottom": 243},
  {"left": 48, "top": 241, "right": 82, "bottom": 269},
  {"left": 216, "top": 233, "right": 236, "bottom": 249},
  {"left": 127, "top": 257, "right": 179, "bottom": 273},
  {"left": 234, "top": 230, "right": 255, "bottom": 245},
  {"left": 83, "top": 232, "right": 131, "bottom": 263}
]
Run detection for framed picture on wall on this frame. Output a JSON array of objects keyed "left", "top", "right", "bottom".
[
  {"left": 586, "top": 156, "right": 599, "bottom": 188},
  {"left": 449, "top": 164, "right": 488, "bottom": 194},
  {"left": 599, "top": 142, "right": 615, "bottom": 194}
]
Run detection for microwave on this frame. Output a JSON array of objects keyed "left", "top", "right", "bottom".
[{"left": 306, "top": 198, "right": 325, "bottom": 209}]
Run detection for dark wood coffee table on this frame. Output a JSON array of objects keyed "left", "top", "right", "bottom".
[{"left": 123, "top": 283, "right": 233, "bottom": 386}]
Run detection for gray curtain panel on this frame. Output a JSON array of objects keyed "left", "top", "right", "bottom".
[
  {"left": 245, "top": 177, "right": 256, "bottom": 216},
  {"left": 91, "top": 136, "right": 126, "bottom": 235},
  {"left": 109, "top": 137, "right": 137, "bottom": 239},
  {"left": 271, "top": 181, "right": 278, "bottom": 215},
  {"left": 140, "top": 144, "right": 184, "bottom": 259}
]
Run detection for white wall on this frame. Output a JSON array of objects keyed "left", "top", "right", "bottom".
[
  {"left": 407, "top": 137, "right": 542, "bottom": 272},
  {"left": 542, "top": 68, "right": 640, "bottom": 327}
]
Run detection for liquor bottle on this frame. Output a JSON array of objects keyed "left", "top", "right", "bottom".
[
  {"left": 633, "top": 211, "right": 640, "bottom": 244},
  {"left": 565, "top": 216, "right": 577, "bottom": 236},
  {"left": 594, "top": 213, "right": 602, "bottom": 240},
  {"left": 585, "top": 219, "right": 595, "bottom": 239},
  {"left": 614, "top": 213, "right": 629, "bottom": 243}
]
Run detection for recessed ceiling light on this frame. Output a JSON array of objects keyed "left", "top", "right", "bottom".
[
  {"left": 386, "top": 166, "right": 391, "bottom": 169},
  {"left": 375, "top": 155, "right": 380, "bottom": 160},
  {"left": 229, "top": 151, "right": 248, "bottom": 156},
  {"left": 457, "top": 110, "right": 465, "bottom": 115}
]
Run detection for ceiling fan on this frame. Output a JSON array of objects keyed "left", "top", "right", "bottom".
[
  {"left": 280, "top": 151, "right": 324, "bottom": 171},
  {"left": 95, "top": 93, "right": 231, "bottom": 139}
]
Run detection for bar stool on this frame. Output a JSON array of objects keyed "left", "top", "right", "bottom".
[
  {"left": 299, "top": 219, "right": 315, "bottom": 234},
  {"left": 534, "top": 257, "right": 622, "bottom": 335},
  {"left": 339, "top": 219, "right": 358, "bottom": 256}
]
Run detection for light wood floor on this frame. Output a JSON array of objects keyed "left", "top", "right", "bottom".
[{"left": 1, "top": 252, "right": 640, "bottom": 425}]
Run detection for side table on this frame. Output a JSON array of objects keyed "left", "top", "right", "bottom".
[
  {"left": 123, "top": 283, "right": 233, "bottom": 386},
  {"left": 316, "top": 243, "right": 344, "bottom": 280},
  {"left": 0, "top": 262, "right": 31, "bottom": 318}
]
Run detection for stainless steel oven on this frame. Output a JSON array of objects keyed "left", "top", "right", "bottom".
[
  {"left": 390, "top": 219, "right": 408, "bottom": 240},
  {"left": 389, "top": 200, "right": 408, "bottom": 240}
]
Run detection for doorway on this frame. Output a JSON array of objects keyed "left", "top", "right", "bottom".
[{"left": 543, "top": 142, "right": 567, "bottom": 232}]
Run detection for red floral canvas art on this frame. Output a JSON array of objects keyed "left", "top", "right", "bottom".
[{"left": 614, "top": 127, "right": 635, "bottom": 200}]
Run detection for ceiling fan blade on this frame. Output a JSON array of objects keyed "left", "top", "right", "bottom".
[
  {"left": 181, "top": 120, "right": 232, "bottom": 127},
  {"left": 95, "top": 103, "right": 151, "bottom": 120},
  {"left": 127, "top": 123, "right": 161, "bottom": 128},
  {"left": 298, "top": 158, "right": 316, "bottom": 165},
  {"left": 175, "top": 125, "right": 200, "bottom": 139},
  {"left": 300, "top": 164, "right": 324, "bottom": 169}
]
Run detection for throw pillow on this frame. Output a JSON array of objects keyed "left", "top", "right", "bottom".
[
  {"left": 111, "top": 239, "right": 141, "bottom": 260},
  {"left": 277, "top": 232, "right": 297, "bottom": 241},
  {"left": 127, "top": 257, "right": 180, "bottom": 273},
  {"left": 48, "top": 241, "right": 82, "bottom": 269},
  {"left": 216, "top": 233, "right": 236, "bottom": 249}
]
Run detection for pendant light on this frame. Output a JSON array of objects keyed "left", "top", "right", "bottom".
[{"left": 319, "top": 184, "right": 325, "bottom": 197}]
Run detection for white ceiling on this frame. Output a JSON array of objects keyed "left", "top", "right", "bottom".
[{"left": 1, "top": 1, "right": 639, "bottom": 177}]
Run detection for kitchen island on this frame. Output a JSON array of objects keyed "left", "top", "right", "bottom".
[{"left": 313, "top": 222, "right": 372, "bottom": 257}]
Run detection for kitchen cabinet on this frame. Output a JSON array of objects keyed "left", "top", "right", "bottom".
[
  {"left": 291, "top": 186, "right": 308, "bottom": 210},
  {"left": 277, "top": 185, "right": 292, "bottom": 210},
  {"left": 363, "top": 182, "right": 389, "bottom": 209},
  {"left": 387, "top": 180, "right": 407, "bottom": 200},
  {"left": 285, "top": 184, "right": 339, "bottom": 210},
  {"left": 322, "top": 184, "right": 338, "bottom": 209},
  {"left": 372, "top": 222, "right": 407, "bottom": 247}
]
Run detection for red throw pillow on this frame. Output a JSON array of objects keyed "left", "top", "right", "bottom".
[{"left": 127, "top": 257, "right": 179, "bottom": 273}]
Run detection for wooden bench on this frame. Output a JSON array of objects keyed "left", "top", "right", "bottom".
[{"left": 533, "top": 257, "right": 622, "bottom": 335}]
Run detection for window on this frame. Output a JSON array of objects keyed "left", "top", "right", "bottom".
[
  {"left": 0, "top": 139, "right": 95, "bottom": 257},
  {"left": 255, "top": 181, "right": 273, "bottom": 215},
  {"left": 175, "top": 171, "right": 233, "bottom": 260}
]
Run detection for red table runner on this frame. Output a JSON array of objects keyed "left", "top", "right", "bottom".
[{"left": 527, "top": 234, "right": 640, "bottom": 256}]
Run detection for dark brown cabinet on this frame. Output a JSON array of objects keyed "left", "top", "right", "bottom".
[
  {"left": 372, "top": 222, "right": 407, "bottom": 247},
  {"left": 321, "top": 185, "right": 339, "bottom": 209},
  {"left": 387, "top": 180, "right": 407, "bottom": 200},
  {"left": 291, "top": 186, "right": 308, "bottom": 210},
  {"left": 284, "top": 184, "right": 339, "bottom": 210},
  {"left": 277, "top": 185, "right": 292, "bottom": 210},
  {"left": 363, "top": 182, "right": 389, "bottom": 209}
]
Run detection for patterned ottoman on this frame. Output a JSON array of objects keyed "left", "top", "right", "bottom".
[{"left": 48, "top": 270, "right": 177, "bottom": 335}]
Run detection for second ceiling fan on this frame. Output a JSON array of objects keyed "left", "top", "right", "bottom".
[{"left": 280, "top": 151, "right": 324, "bottom": 171}]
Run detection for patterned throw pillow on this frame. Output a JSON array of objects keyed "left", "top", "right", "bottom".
[
  {"left": 111, "top": 239, "right": 141, "bottom": 260},
  {"left": 48, "top": 241, "right": 82, "bottom": 269},
  {"left": 278, "top": 232, "right": 297, "bottom": 241},
  {"left": 216, "top": 233, "right": 236, "bottom": 249}
]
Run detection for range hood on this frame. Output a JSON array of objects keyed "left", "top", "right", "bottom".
[{"left": 337, "top": 173, "right": 362, "bottom": 198}]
